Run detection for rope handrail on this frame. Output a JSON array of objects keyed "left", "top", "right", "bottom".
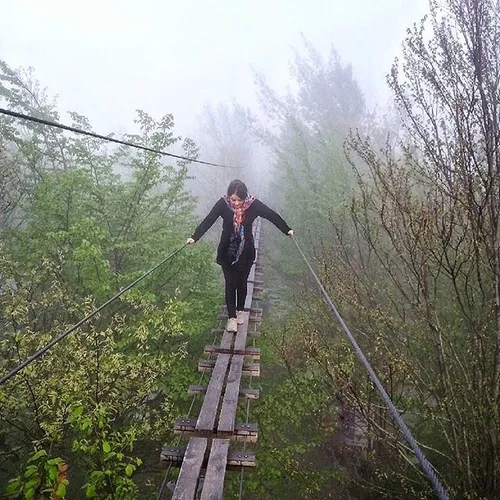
[
  {"left": 0, "top": 244, "right": 188, "bottom": 386},
  {"left": 291, "top": 237, "right": 450, "bottom": 500},
  {"left": 0, "top": 107, "right": 240, "bottom": 169}
]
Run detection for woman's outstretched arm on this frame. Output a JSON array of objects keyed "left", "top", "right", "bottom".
[
  {"left": 187, "top": 198, "right": 224, "bottom": 244},
  {"left": 255, "top": 199, "right": 293, "bottom": 235}
]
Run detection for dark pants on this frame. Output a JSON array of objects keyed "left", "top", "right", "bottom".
[{"left": 222, "top": 266, "right": 252, "bottom": 318}]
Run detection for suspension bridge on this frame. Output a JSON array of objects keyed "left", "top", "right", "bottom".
[{"left": 158, "top": 220, "right": 263, "bottom": 499}]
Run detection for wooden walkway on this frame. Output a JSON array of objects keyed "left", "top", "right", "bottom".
[{"left": 161, "top": 220, "right": 264, "bottom": 499}]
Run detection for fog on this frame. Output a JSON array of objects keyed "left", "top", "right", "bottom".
[
  {"left": 3, "top": 2, "right": 500, "bottom": 498},
  {"left": 1, "top": 0, "right": 428, "bottom": 139},
  {"left": 0, "top": 0, "right": 431, "bottom": 218}
]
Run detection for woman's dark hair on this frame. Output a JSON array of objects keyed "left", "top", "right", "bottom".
[{"left": 227, "top": 179, "right": 248, "bottom": 199}]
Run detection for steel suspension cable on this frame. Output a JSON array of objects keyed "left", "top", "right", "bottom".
[
  {"left": 0, "top": 108, "right": 239, "bottom": 169},
  {"left": 0, "top": 244, "right": 188, "bottom": 386},
  {"left": 291, "top": 237, "right": 450, "bottom": 500}
]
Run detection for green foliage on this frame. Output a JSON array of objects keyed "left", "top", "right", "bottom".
[
  {"left": 257, "top": 1, "right": 500, "bottom": 497},
  {"left": 0, "top": 60, "right": 222, "bottom": 496},
  {"left": 255, "top": 37, "right": 365, "bottom": 241},
  {"left": 221, "top": 299, "right": 348, "bottom": 499},
  {"left": 253, "top": 39, "right": 368, "bottom": 301},
  {"left": 69, "top": 404, "right": 142, "bottom": 499},
  {"left": 6, "top": 449, "right": 68, "bottom": 499}
]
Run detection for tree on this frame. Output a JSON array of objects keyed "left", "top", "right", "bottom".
[
  {"left": 0, "top": 61, "right": 223, "bottom": 497},
  {"left": 278, "top": 0, "right": 500, "bottom": 497},
  {"left": 188, "top": 102, "right": 260, "bottom": 215},
  {"left": 254, "top": 37, "right": 366, "bottom": 238},
  {"left": 0, "top": 140, "right": 24, "bottom": 228},
  {"left": 383, "top": 0, "right": 500, "bottom": 494}
]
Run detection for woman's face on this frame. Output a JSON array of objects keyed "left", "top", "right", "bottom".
[{"left": 229, "top": 193, "right": 244, "bottom": 209}]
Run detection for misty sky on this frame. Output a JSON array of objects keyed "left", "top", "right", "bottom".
[{"left": 1, "top": 0, "right": 428, "bottom": 140}]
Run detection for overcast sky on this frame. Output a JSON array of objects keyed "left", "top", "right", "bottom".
[{"left": 1, "top": 0, "right": 428, "bottom": 140}]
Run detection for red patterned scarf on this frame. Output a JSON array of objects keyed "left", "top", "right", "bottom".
[{"left": 223, "top": 194, "right": 255, "bottom": 264}]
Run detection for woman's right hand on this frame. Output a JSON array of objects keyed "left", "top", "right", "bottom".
[{"left": 186, "top": 237, "right": 195, "bottom": 245}]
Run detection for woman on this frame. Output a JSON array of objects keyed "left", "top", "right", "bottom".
[{"left": 187, "top": 179, "right": 293, "bottom": 333}]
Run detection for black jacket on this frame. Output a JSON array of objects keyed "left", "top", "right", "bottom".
[{"left": 191, "top": 198, "right": 291, "bottom": 269}]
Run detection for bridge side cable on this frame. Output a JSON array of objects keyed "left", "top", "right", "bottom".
[
  {"left": 291, "top": 237, "right": 450, "bottom": 500},
  {"left": 0, "top": 107, "right": 240, "bottom": 169},
  {"left": 0, "top": 244, "right": 188, "bottom": 387}
]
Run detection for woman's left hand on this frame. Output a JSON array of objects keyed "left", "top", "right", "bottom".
[{"left": 287, "top": 230, "right": 294, "bottom": 237}]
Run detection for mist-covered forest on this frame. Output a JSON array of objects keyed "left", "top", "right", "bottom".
[{"left": 1, "top": 0, "right": 500, "bottom": 498}]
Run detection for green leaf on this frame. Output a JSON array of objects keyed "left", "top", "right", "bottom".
[
  {"left": 125, "top": 464, "right": 134, "bottom": 477},
  {"left": 48, "top": 465, "right": 58, "bottom": 481},
  {"left": 6, "top": 480, "right": 20, "bottom": 494},
  {"left": 24, "top": 466, "right": 38, "bottom": 478},
  {"left": 102, "top": 441, "right": 111, "bottom": 453},
  {"left": 56, "top": 482, "right": 67, "bottom": 497},
  {"left": 25, "top": 477, "right": 38, "bottom": 489},
  {"left": 86, "top": 484, "right": 97, "bottom": 498},
  {"left": 73, "top": 405, "right": 84, "bottom": 417},
  {"left": 28, "top": 449, "right": 47, "bottom": 462}
]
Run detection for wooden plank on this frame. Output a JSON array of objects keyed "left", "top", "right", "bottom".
[
  {"left": 234, "top": 423, "right": 258, "bottom": 435},
  {"left": 196, "top": 353, "right": 230, "bottom": 432},
  {"left": 188, "top": 385, "right": 259, "bottom": 399},
  {"left": 160, "top": 445, "right": 184, "bottom": 464},
  {"left": 218, "top": 310, "right": 261, "bottom": 323},
  {"left": 244, "top": 282, "right": 254, "bottom": 310},
  {"left": 247, "top": 263, "right": 256, "bottom": 283},
  {"left": 217, "top": 305, "right": 253, "bottom": 435},
  {"left": 247, "top": 329, "right": 261, "bottom": 338},
  {"left": 174, "top": 420, "right": 258, "bottom": 442},
  {"left": 217, "top": 310, "right": 262, "bottom": 328},
  {"left": 219, "top": 328, "right": 235, "bottom": 349},
  {"left": 172, "top": 437, "right": 207, "bottom": 500},
  {"left": 233, "top": 423, "right": 258, "bottom": 442},
  {"left": 175, "top": 418, "right": 197, "bottom": 431},
  {"left": 203, "top": 345, "right": 260, "bottom": 359},
  {"left": 254, "top": 227, "right": 260, "bottom": 246},
  {"left": 160, "top": 445, "right": 256, "bottom": 468},
  {"left": 218, "top": 355, "right": 244, "bottom": 434},
  {"left": 227, "top": 449, "right": 256, "bottom": 467},
  {"left": 218, "top": 305, "right": 262, "bottom": 318},
  {"left": 247, "top": 279, "right": 263, "bottom": 288},
  {"left": 196, "top": 318, "right": 236, "bottom": 432},
  {"left": 248, "top": 315, "right": 261, "bottom": 325},
  {"left": 234, "top": 312, "right": 250, "bottom": 352},
  {"left": 198, "top": 359, "right": 259, "bottom": 377},
  {"left": 240, "top": 388, "right": 260, "bottom": 399},
  {"left": 199, "top": 439, "right": 230, "bottom": 500},
  {"left": 246, "top": 324, "right": 261, "bottom": 336}
]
